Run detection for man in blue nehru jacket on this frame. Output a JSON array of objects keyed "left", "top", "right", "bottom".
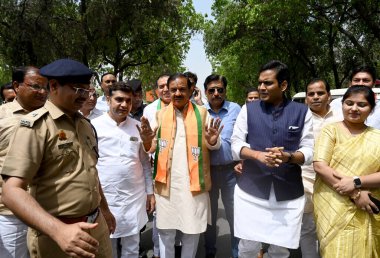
[{"left": 231, "top": 60, "right": 313, "bottom": 258}]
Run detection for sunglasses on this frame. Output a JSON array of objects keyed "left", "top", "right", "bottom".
[{"left": 207, "top": 88, "right": 225, "bottom": 94}]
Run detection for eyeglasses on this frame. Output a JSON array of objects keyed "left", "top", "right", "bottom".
[
  {"left": 207, "top": 88, "right": 225, "bottom": 94},
  {"left": 70, "top": 86, "right": 92, "bottom": 97},
  {"left": 22, "top": 82, "right": 48, "bottom": 92},
  {"left": 89, "top": 91, "right": 98, "bottom": 98}
]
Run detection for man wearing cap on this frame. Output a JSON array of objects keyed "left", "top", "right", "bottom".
[
  {"left": 96, "top": 72, "right": 117, "bottom": 112},
  {"left": 1, "top": 59, "right": 114, "bottom": 258},
  {"left": 128, "top": 79, "right": 146, "bottom": 121},
  {"left": 0, "top": 66, "right": 48, "bottom": 258}
]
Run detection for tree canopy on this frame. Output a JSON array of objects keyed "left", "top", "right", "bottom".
[
  {"left": 0, "top": 0, "right": 203, "bottom": 89},
  {"left": 204, "top": 0, "right": 380, "bottom": 104}
]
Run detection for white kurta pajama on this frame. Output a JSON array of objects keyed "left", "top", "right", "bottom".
[
  {"left": 155, "top": 109, "right": 211, "bottom": 234},
  {"left": 231, "top": 104, "right": 314, "bottom": 254},
  {"left": 92, "top": 114, "right": 153, "bottom": 238},
  {"left": 150, "top": 107, "right": 220, "bottom": 258}
]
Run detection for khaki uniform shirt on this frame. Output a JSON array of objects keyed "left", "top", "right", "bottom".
[
  {"left": 1, "top": 100, "right": 100, "bottom": 217},
  {"left": 0, "top": 100, "right": 29, "bottom": 215}
]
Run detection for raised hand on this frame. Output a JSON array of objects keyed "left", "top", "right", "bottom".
[
  {"left": 205, "top": 118, "right": 223, "bottom": 146},
  {"left": 136, "top": 116, "right": 157, "bottom": 151}
]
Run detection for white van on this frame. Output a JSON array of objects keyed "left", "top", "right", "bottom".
[{"left": 292, "top": 88, "right": 380, "bottom": 103}]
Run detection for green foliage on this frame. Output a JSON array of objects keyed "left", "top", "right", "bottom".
[
  {"left": 0, "top": 0, "right": 203, "bottom": 92},
  {"left": 204, "top": 0, "right": 380, "bottom": 104}
]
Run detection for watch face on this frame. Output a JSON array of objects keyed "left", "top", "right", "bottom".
[{"left": 354, "top": 177, "right": 361, "bottom": 188}]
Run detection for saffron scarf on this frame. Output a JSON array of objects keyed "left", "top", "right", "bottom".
[{"left": 153, "top": 102, "right": 205, "bottom": 191}]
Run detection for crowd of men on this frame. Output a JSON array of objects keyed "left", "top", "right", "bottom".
[{"left": 0, "top": 58, "right": 378, "bottom": 258}]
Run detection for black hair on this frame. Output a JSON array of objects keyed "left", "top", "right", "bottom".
[
  {"left": 12, "top": 66, "right": 38, "bottom": 83},
  {"left": 167, "top": 73, "right": 192, "bottom": 89},
  {"left": 1, "top": 82, "right": 14, "bottom": 100},
  {"left": 349, "top": 65, "right": 377, "bottom": 83},
  {"left": 306, "top": 78, "right": 331, "bottom": 93},
  {"left": 155, "top": 73, "right": 171, "bottom": 89},
  {"left": 342, "top": 85, "right": 376, "bottom": 111},
  {"left": 101, "top": 72, "right": 116, "bottom": 82},
  {"left": 184, "top": 71, "right": 198, "bottom": 85},
  {"left": 203, "top": 74, "right": 228, "bottom": 91},
  {"left": 108, "top": 81, "right": 133, "bottom": 96},
  {"left": 246, "top": 87, "right": 258, "bottom": 95},
  {"left": 259, "top": 60, "right": 290, "bottom": 87}
]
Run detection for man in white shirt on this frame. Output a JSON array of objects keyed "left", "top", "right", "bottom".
[
  {"left": 138, "top": 73, "right": 222, "bottom": 258},
  {"left": 330, "top": 65, "right": 379, "bottom": 128},
  {"left": 92, "top": 82, "right": 154, "bottom": 258},
  {"left": 142, "top": 73, "right": 171, "bottom": 258},
  {"left": 231, "top": 60, "right": 314, "bottom": 258},
  {"left": 143, "top": 73, "right": 171, "bottom": 124},
  {"left": 80, "top": 84, "right": 103, "bottom": 120},
  {"left": 96, "top": 72, "right": 117, "bottom": 112},
  {"left": 300, "top": 78, "right": 340, "bottom": 258}
]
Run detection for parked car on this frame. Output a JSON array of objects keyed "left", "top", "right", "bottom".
[{"left": 292, "top": 88, "right": 380, "bottom": 103}]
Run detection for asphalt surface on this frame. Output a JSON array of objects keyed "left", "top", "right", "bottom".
[
  {"left": 140, "top": 197, "right": 302, "bottom": 258},
  {"left": 140, "top": 197, "right": 232, "bottom": 258}
]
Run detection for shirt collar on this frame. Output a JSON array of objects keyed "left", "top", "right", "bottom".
[
  {"left": 9, "top": 99, "right": 26, "bottom": 113},
  {"left": 44, "top": 100, "right": 83, "bottom": 120},
  {"left": 310, "top": 105, "right": 333, "bottom": 119},
  {"left": 205, "top": 100, "right": 228, "bottom": 113}
]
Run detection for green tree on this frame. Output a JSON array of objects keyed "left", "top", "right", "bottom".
[
  {"left": 204, "top": 0, "right": 380, "bottom": 104},
  {"left": 0, "top": 0, "right": 203, "bottom": 88}
]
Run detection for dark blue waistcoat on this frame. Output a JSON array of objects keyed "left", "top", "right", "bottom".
[{"left": 238, "top": 99, "right": 308, "bottom": 201}]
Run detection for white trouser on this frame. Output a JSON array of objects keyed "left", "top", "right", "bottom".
[
  {"left": 152, "top": 213, "right": 160, "bottom": 257},
  {"left": 111, "top": 233, "right": 139, "bottom": 258},
  {"left": 238, "top": 239, "right": 289, "bottom": 258},
  {"left": 0, "top": 214, "right": 29, "bottom": 258},
  {"left": 300, "top": 212, "right": 320, "bottom": 258},
  {"left": 158, "top": 229, "right": 199, "bottom": 258}
]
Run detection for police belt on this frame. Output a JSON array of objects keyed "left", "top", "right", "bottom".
[
  {"left": 210, "top": 162, "right": 238, "bottom": 171},
  {"left": 58, "top": 207, "right": 99, "bottom": 224}
]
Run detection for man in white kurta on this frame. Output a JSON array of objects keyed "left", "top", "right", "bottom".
[
  {"left": 92, "top": 82, "right": 154, "bottom": 258},
  {"left": 139, "top": 73, "right": 222, "bottom": 258},
  {"left": 329, "top": 65, "right": 380, "bottom": 129},
  {"left": 231, "top": 61, "right": 314, "bottom": 258},
  {"left": 301, "top": 79, "right": 340, "bottom": 258},
  {"left": 142, "top": 73, "right": 171, "bottom": 258}
]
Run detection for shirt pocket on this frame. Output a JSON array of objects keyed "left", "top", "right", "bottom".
[
  {"left": 120, "top": 140, "right": 141, "bottom": 159},
  {"left": 286, "top": 127, "right": 302, "bottom": 147},
  {"left": 50, "top": 142, "right": 79, "bottom": 170}
]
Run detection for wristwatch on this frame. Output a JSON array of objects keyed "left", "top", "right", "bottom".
[{"left": 353, "top": 176, "right": 362, "bottom": 189}]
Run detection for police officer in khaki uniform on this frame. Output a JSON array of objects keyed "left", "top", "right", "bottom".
[
  {"left": 0, "top": 66, "right": 48, "bottom": 258},
  {"left": 1, "top": 59, "right": 115, "bottom": 258}
]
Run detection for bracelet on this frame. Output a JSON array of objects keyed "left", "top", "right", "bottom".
[
  {"left": 350, "top": 189, "right": 361, "bottom": 201},
  {"left": 285, "top": 152, "right": 294, "bottom": 163}
]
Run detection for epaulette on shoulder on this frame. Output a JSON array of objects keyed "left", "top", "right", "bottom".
[{"left": 20, "top": 107, "right": 49, "bottom": 128}]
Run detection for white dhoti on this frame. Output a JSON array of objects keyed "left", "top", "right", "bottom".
[{"left": 234, "top": 184, "right": 305, "bottom": 249}]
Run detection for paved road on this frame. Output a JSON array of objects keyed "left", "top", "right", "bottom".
[
  {"left": 140, "top": 197, "right": 302, "bottom": 258},
  {"left": 140, "top": 197, "right": 232, "bottom": 258}
]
